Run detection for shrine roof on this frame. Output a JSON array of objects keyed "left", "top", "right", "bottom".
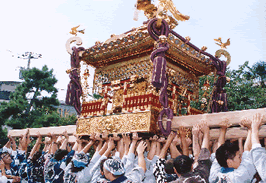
[{"left": 81, "top": 24, "right": 215, "bottom": 77}]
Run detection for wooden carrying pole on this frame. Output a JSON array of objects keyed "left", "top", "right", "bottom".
[
  {"left": 8, "top": 125, "right": 76, "bottom": 137},
  {"left": 7, "top": 108, "right": 266, "bottom": 139}
]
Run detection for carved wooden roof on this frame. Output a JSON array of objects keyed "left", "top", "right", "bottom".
[{"left": 81, "top": 25, "right": 215, "bottom": 77}]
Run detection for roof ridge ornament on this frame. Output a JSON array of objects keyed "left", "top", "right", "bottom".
[
  {"left": 66, "top": 25, "right": 85, "bottom": 56},
  {"left": 214, "top": 37, "right": 230, "bottom": 49},
  {"left": 135, "top": 0, "right": 189, "bottom": 29}
]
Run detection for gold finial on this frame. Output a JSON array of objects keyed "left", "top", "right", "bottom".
[
  {"left": 158, "top": 0, "right": 190, "bottom": 21},
  {"left": 69, "top": 25, "right": 85, "bottom": 36},
  {"left": 214, "top": 37, "right": 230, "bottom": 49},
  {"left": 135, "top": 0, "right": 189, "bottom": 27},
  {"left": 201, "top": 46, "right": 207, "bottom": 51},
  {"left": 185, "top": 36, "right": 191, "bottom": 42}
]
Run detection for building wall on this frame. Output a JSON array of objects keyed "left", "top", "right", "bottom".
[{"left": 0, "top": 81, "right": 21, "bottom": 102}]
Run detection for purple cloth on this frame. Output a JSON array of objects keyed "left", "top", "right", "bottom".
[{"left": 65, "top": 46, "right": 85, "bottom": 114}]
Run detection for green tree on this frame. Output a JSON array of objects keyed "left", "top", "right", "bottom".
[
  {"left": 0, "top": 65, "right": 77, "bottom": 130},
  {"left": 225, "top": 61, "right": 266, "bottom": 110},
  {"left": 192, "top": 61, "right": 266, "bottom": 112}
]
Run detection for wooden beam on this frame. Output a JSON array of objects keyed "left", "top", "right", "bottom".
[
  {"left": 170, "top": 108, "right": 266, "bottom": 128},
  {"left": 8, "top": 125, "right": 76, "bottom": 137},
  {"left": 7, "top": 108, "right": 266, "bottom": 140},
  {"left": 210, "top": 125, "right": 266, "bottom": 139}
]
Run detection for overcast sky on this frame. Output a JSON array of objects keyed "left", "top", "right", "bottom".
[{"left": 0, "top": 0, "right": 265, "bottom": 101}]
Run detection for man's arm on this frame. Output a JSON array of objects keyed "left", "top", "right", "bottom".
[
  {"left": 250, "top": 113, "right": 266, "bottom": 182},
  {"left": 192, "top": 124, "right": 201, "bottom": 161},
  {"left": 200, "top": 120, "right": 210, "bottom": 150},
  {"left": 29, "top": 132, "right": 42, "bottom": 159},
  {"left": 217, "top": 119, "right": 231, "bottom": 148},
  {"left": 238, "top": 138, "right": 244, "bottom": 156},
  {"left": 123, "top": 134, "right": 131, "bottom": 156},
  {"left": 48, "top": 133, "right": 58, "bottom": 155},
  {"left": 81, "top": 140, "right": 94, "bottom": 154},
  {"left": 59, "top": 131, "right": 69, "bottom": 150},
  {"left": 147, "top": 135, "right": 158, "bottom": 160},
  {"left": 136, "top": 140, "right": 147, "bottom": 172},
  {"left": 179, "top": 127, "right": 189, "bottom": 156},
  {"left": 240, "top": 118, "right": 252, "bottom": 152},
  {"left": 169, "top": 134, "right": 181, "bottom": 159},
  {"left": 159, "top": 132, "right": 175, "bottom": 159}
]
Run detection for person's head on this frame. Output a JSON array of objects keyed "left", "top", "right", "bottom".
[
  {"left": 173, "top": 155, "right": 194, "bottom": 176},
  {"left": 70, "top": 153, "right": 89, "bottom": 172},
  {"left": 1, "top": 152, "right": 12, "bottom": 165},
  {"left": 100, "top": 158, "right": 108, "bottom": 176},
  {"left": 216, "top": 140, "right": 241, "bottom": 169},
  {"left": 102, "top": 158, "right": 125, "bottom": 181},
  {"left": 32, "top": 151, "right": 42, "bottom": 162},
  {"left": 165, "top": 159, "right": 175, "bottom": 174},
  {"left": 54, "top": 149, "right": 69, "bottom": 161}
]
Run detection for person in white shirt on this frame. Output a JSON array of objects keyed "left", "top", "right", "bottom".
[
  {"left": 209, "top": 118, "right": 256, "bottom": 183},
  {"left": 250, "top": 113, "right": 265, "bottom": 182}
]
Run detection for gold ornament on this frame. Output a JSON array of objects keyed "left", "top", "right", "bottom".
[
  {"left": 69, "top": 25, "right": 85, "bottom": 36},
  {"left": 214, "top": 37, "right": 230, "bottom": 49}
]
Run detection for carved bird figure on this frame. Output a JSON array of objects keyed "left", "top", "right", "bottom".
[
  {"left": 158, "top": 0, "right": 190, "bottom": 21},
  {"left": 69, "top": 25, "right": 85, "bottom": 36},
  {"left": 214, "top": 37, "right": 230, "bottom": 49}
]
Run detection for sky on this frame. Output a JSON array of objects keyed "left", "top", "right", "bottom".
[{"left": 0, "top": 0, "right": 265, "bottom": 101}]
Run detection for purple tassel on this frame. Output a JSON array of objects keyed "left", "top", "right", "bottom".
[{"left": 65, "top": 46, "right": 85, "bottom": 115}]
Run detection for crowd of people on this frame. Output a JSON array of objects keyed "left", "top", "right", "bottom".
[{"left": 0, "top": 113, "right": 265, "bottom": 183}]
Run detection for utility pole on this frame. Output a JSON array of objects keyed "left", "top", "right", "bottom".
[{"left": 17, "top": 52, "right": 42, "bottom": 69}]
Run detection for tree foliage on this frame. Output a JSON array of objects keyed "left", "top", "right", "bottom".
[
  {"left": 0, "top": 66, "right": 77, "bottom": 139},
  {"left": 193, "top": 61, "right": 266, "bottom": 112},
  {"left": 225, "top": 61, "right": 266, "bottom": 110}
]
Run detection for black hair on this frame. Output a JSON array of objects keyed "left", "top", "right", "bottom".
[
  {"left": 100, "top": 158, "right": 109, "bottom": 173},
  {"left": 1, "top": 152, "right": 10, "bottom": 159},
  {"left": 32, "top": 151, "right": 42, "bottom": 162},
  {"left": 165, "top": 159, "right": 175, "bottom": 174},
  {"left": 70, "top": 161, "right": 85, "bottom": 173},
  {"left": 173, "top": 155, "right": 194, "bottom": 175},
  {"left": 54, "top": 149, "right": 69, "bottom": 161},
  {"left": 216, "top": 140, "right": 239, "bottom": 168}
]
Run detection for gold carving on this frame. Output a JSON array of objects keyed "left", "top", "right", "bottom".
[
  {"left": 111, "top": 89, "right": 124, "bottom": 113},
  {"left": 76, "top": 111, "right": 155, "bottom": 135},
  {"left": 214, "top": 37, "right": 230, "bottom": 49},
  {"left": 69, "top": 25, "right": 85, "bottom": 36},
  {"left": 215, "top": 49, "right": 231, "bottom": 66}
]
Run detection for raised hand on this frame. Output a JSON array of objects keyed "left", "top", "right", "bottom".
[
  {"left": 107, "top": 137, "right": 115, "bottom": 151},
  {"left": 192, "top": 124, "right": 200, "bottom": 136},
  {"left": 95, "top": 133, "right": 102, "bottom": 141},
  {"left": 149, "top": 135, "right": 158, "bottom": 142},
  {"left": 123, "top": 133, "right": 131, "bottom": 146},
  {"left": 132, "top": 132, "right": 142, "bottom": 141},
  {"left": 199, "top": 120, "right": 209, "bottom": 134},
  {"left": 219, "top": 118, "right": 232, "bottom": 129},
  {"left": 172, "top": 135, "right": 181, "bottom": 146},
  {"left": 179, "top": 126, "right": 187, "bottom": 137},
  {"left": 136, "top": 140, "right": 147, "bottom": 155},
  {"left": 113, "top": 134, "right": 120, "bottom": 141},
  {"left": 89, "top": 133, "right": 96, "bottom": 141},
  {"left": 251, "top": 113, "right": 264, "bottom": 130},
  {"left": 63, "top": 130, "right": 69, "bottom": 140},
  {"left": 36, "top": 132, "right": 42, "bottom": 144},
  {"left": 158, "top": 136, "right": 166, "bottom": 143},
  {"left": 102, "top": 131, "right": 109, "bottom": 141},
  {"left": 167, "top": 131, "right": 176, "bottom": 143},
  {"left": 0, "top": 160, "right": 5, "bottom": 172},
  {"left": 185, "top": 137, "right": 192, "bottom": 146},
  {"left": 240, "top": 117, "right": 252, "bottom": 129}
]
